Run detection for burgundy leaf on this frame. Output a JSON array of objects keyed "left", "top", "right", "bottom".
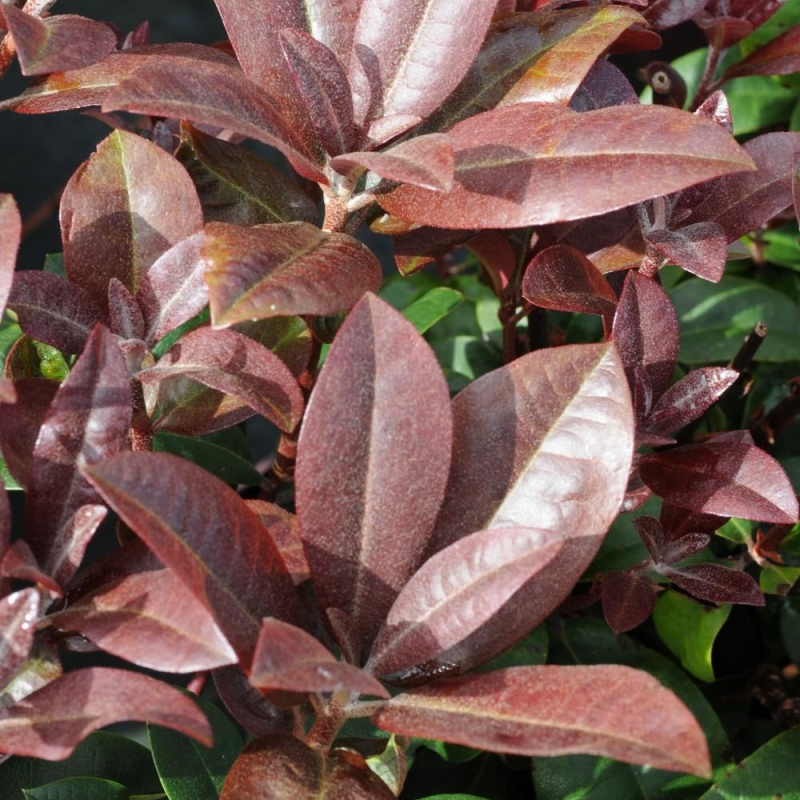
[
  {"left": 374, "top": 665, "right": 711, "bottom": 776},
  {"left": 213, "top": 666, "right": 293, "bottom": 737},
  {"left": 137, "top": 327, "right": 304, "bottom": 434},
  {"left": 0, "top": 379, "right": 15, "bottom": 404},
  {"left": 0, "top": 6, "right": 116, "bottom": 76},
  {"left": 601, "top": 569, "right": 658, "bottom": 634},
  {"left": 376, "top": 103, "right": 754, "bottom": 229},
  {"left": 366, "top": 113, "right": 423, "bottom": 144},
  {"left": 569, "top": 59, "right": 639, "bottom": 112},
  {"left": 7, "top": 271, "right": 105, "bottom": 355},
  {"left": 643, "top": 0, "right": 709, "bottom": 30},
  {"left": 204, "top": 222, "right": 382, "bottom": 327},
  {"left": 61, "top": 130, "right": 203, "bottom": 311},
  {"left": 366, "top": 527, "right": 563, "bottom": 680},
  {"left": 83, "top": 452, "right": 301, "bottom": 669},
  {"left": 46, "top": 568, "right": 239, "bottom": 673},
  {"left": 296, "top": 294, "right": 453, "bottom": 655},
  {"left": 694, "top": 90, "right": 733, "bottom": 133},
  {"left": 640, "top": 441, "right": 799, "bottom": 523},
  {"left": 1, "top": 539, "right": 63, "bottom": 596},
  {"left": 466, "top": 231, "right": 517, "bottom": 294},
  {"left": 107, "top": 278, "right": 144, "bottom": 341},
  {"left": 725, "top": 26, "right": 800, "bottom": 79},
  {"left": 281, "top": 29, "right": 355, "bottom": 157},
  {"left": 645, "top": 367, "right": 739, "bottom": 434},
  {"left": 427, "top": 343, "right": 633, "bottom": 674},
  {"left": 25, "top": 325, "right": 130, "bottom": 572},
  {"left": 331, "top": 133, "right": 455, "bottom": 192},
  {"left": 250, "top": 618, "right": 389, "bottom": 698},
  {"left": 645, "top": 222, "right": 728, "bottom": 282},
  {"left": 660, "top": 503, "right": 729, "bottom": 541},
  {"left": 660, "top": 532, "right": 711, "bottom": 564},
  {"left": 234, "top": 317, "right": 314, "bottom": 381},
  {"left": 0, "top": 589, "right": 39, "bottom": 690},
  {"left": 0, "top": 194, "right": 20, "bottom": 319},
  {"left": 634, "top": 515, "right": 665, "bottom": 560},
  {"left": 348, "top": 0, "right": 498, "bottom": 126},
  {"left": 705, "top": 0, "right": 785, "bottom": 30},
  {"left": 392, "top": 227, "right": 473, "bottom": 277},
  {"left": 246, "top": 500, "right": 309, "bottom": 585},
  {"left": 0, "top": 667, "right": 212, "bottom": 759},
  {"left": 664, "top": 563, "right": 765, "bottom": 606}
]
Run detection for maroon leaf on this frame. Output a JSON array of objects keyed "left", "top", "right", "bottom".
[
  {"left": 660, "top": 503, "right": 727, "bottom": 541},
  {"left": 601, "top": 570, "right": 658, "bottom": 634},
  {"left": 0, "top": 194, "right": 20, "bottom": 319},
  {"left": 664, "top": 563, "right": 765, "bottom": 606},
  {"left": 296, "top": 294, "right": 453, "bottom": 655},
  {"left": 569, "top": 59, "right": 639, "bottom": 112},
  {"left": 0, "top": 6, "right": 116, "bottom": 76},
  {"left": 376, "top": 103, "right": 754, "bottom": 229},
  {"left": 374, "top": 665, "right": 711, "bottom": 776},
  {"left": 705, "top": 0, "right": 785, "bottom": 30},
  {"left": 7, "top": 271, "right": 105, "bottom": 355},
  {"left": 204, "top": 222, "right": 382, "bottom": 328},
  {"left": 1, "top": 539, "right": 62, "bottom": 595},
  {"left": 137, "top": 327, "right": 304, "bottom": 434},
  {"left": 83, "top": 451, "right": 301, "bottom": 668},
  {"left": 107, "top": 278, "right": 144, "bottom": 341},
  {"left": 0, "top": 589, "right": 40, "bottom": 690},
  {"left": 246, "top": 500, "right": 309, "bottom": 585},
  {"left": 392, "top": 227, "right": 473, "bottom": 277},
  {"left": 46, "top": 568, "right": 239, "bottom": 673},
  {"left": 213, "top": 666, "right": 293, "bottom": 737},
  {"left": 660, "top": 532, "right": 711, "bottom": 565},
  {"left": 640, "top": 440, "right": 799, "bottom": 523},
  {"left": 634, "top": 515, "right": 665, "bottom": 560},
  {"left": 366, "top": 527, "right": 563, "bottom": 680},
  {"left": 694, "top": 90, "right": 733, "bottom": 133},
  {"left": 643, "top": 0, "right": 709, "bottom": 30},
  {"left": 366, "top": 113, "right": 423, "bottom": 145},
  {"left": 250, "top": 618, "right": 389, "bottom": 698},
  {"left": 0, "top": 667, "right": 212, "bottom": 759},
  {"left": 725, "top": 27, "right": 800, "bottom": 79},
  {"left": 645, "top": 222, "right": 728, "bottom": 282},
  {"left": 466, "top": 231, "right": 517, "bottom": 294},
  {"left": 427, "top": 343, "right": 633, "bottom": 674}
]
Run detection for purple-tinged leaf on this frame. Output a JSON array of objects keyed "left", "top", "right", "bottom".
[
  {"left": 1, "top": 539, "right": 62, "bottom": 595},
  {"left": 349, "top": 0, "right": 498, "bottom": 126},
  {"left": 83, "top": 452, "right": 301, "bottom": 669},
  {"left": 664, "top": 563, "right": 765, "bottom": 606},
  {"left": 46, "top": 568, "right": 238, "bottom": 673},
  {"left": 645, "top": 222, "right": 728, "bottom": 282},
  {"left": 612, "top": 271, "right": 680, "bottom": 416},
  {"left": 107, "top": 278, "right": 144, "bottom": 341},
  {"left": 137, "top": 327, "right": 303, "bottom": 434},
  {"left": 569, "top": 59, "right": 639, "bottom": 112},
  {"left": 331, "top": 133, "right": 455, "bottom": 192},
  {"left": 46, "top": 505, "right": 108, "bottom": 592},
  {"left": 392, "top": 227, "right": 473, "bottom": 277},
  {"left": 0, "top": 195, "right": 20, "bottom": 319},
  {"left": 660, "top": 532, "right": 711, "bottom": 565},
  {"left": 374, "top": 665, "right": 711, "bottom": 776},
  {"left": 235, "top": 317, "right": 313, "bottom": 381},
  {"left": 601, "top": 570, "right": 658, "bottom": 634},
  {"left": 7, "top": 271, "right": 105, "bottom": 355},
  {"left": 466, "top": 231, "right": 517, "bottom": 294},
  {"left": 366, "top": 113, "right": 422, "bottom": 145},
  {"left": 643, "top": 0, "right": 709, "bottom": 30},
  {"left": 296, "top": 294, "right": 452, "bottom": 654},
  {"left": 0, "top": 379, "right": 16, "bottom": 404},
  {"left": 660, "top": 503, "right": 728, "bottom": 541},
  {"left": 692, "top": 12, "right": 753, "bottom": 49},
  {"left": 0, "top": 5, "right": 116, "bottom": 76},
  {"left": 250, "top": 618, "right": 389, "bottom": 698},
  {"left": 725, "top": 27, "right": 800, "bottom": 79},
  {"left": 61, "top": 131, "right": 203, "bottom": 310},
  {"left": 366, "top": 527, "right": 563, "bottom": 680},
  {"left": 213, "top": 666, "right": 293, "bottom": 737},
  {"left": 281, "top": 29, "right": 354, "bottom": 157},
  {"left": 25, "top": 325, "right": 130, "bottom": 571},
  {"left": 204, "top": 222, "right": 382, "bottom": 327},
  {"left": 376, "top": 103, "right": 755, "bottom": 229},
  {"left": 0, "top": 589, "right": 39, "bottom": 690},
  {"left": 246, "top": 500, "right": 309, "bottom": 585},
  {"left": 0, "top": 667, "right": 212, "bottom": 759},
  {"left": 705, "top": 0, "right": 786, "bottom": 30},
  {"left": 634, "top": 516, "right": 665, "bottom": 561},
  {"left": 640, "top": 441, "right": 799, "bottom": 524},
  {"left": 645, "top": 367, "right": 739, "bottom": 434},
  {"left": 427, "top": 343, "right": 633, "bottom": 673}
]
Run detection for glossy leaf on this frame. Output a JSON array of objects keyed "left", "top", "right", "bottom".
[
  {"left": 0, "top": 6, "right": 116, "bottom": 76},
  {"left": 137, "top": 327, "right": 304, "bottom": 434},
  {"left": 640, "top": 440, "right": 799, "bottom": 523},
  {"left": 601, "top": 570, "right": 658, "bottom": 634},
  {"left": 1, "top": 539, "right": 63, "bottom": 596},
  {"left": 0, "top": 195, "right": 20, "bottom": 320},
  {"left": 374, "top": 665, "right": 711, "bottom": 776},
  {"left": 296, "top": 293, "right": 452, "bottom": 654},
  {"left": 401, "top": 288, "right": 464, "bottom": 334},
  {"left": 645, "top": 222, "right": 728, "bottom": 283},
  {"left": 0, "top": 589, "right": 39, "bottom": 690},
  {"left": 0, "top": 668, "right": 212, "bottom": 760},
  {"left": 21, "top": 777, "right": 127, "bottom": 800},
  {"left": 246, "top": 501, "right": 308, "bottom": 585},
  {"left": 83, "top": 451, "right": 300, "bottom": 668},
  {"left": 366, "top": 527, "right": 563, "bottom": 680},
  {"left": 663, "top": 564, "right": 765, "bottom": 606},
  {"left": 376, "top": 103, "right": 754, "bottom": 229}
]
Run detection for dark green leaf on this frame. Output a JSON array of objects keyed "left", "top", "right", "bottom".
[
  {"left": 532, "top": 755, "right": 645, "bottom": 800},
  {"left": 400, "top": 288, "right": 464, "bottom": 334},
  {"left": 23, "top": 777, "right": 128, "bottom": 800}
]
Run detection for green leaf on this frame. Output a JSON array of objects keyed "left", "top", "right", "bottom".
[
  {"left": 476, "top": 625, "right": 548, "bottom": 671},
  {"left": 724, "top": 76, "right": 798, "bottom": 136},
  {"left": 148, "top": 695, "right": 243, "bottom": 800},
  {"left": 738, "top": 0, "right": 800, "bottom": 57},
  {"left": 378, "top": 271, "right": 441, "bottom": 311},
  {"left": 365, "top": 735, "right": 406, "bottom": 796},
  {"left": 532, "top": 754, "right": 645, "bottom": 800},
  {"left": 0, "top": 318, "right": 22, "bottom": 366},
  {"left": 431, "top": 335, "right": 502, "bottom": 382},
  {"left": 715, "top": 518, "right": 755, "bottom": 545},
  {"left": 401, "top": 288, "right": 464, "bottom": 334},
  {"left": 42, "top": 253, "right": 67, "bottom": 278},
  {"left": 761, "top": 223, "right": 800, "bottom": 271},
  {"left": 150, "top": 308, "right": 210, "bottom": 359},
  {"left": 760, "top": 563, "right": 800, "bottom": 595},
  {"left": 587, "top": 495, "right": 660, "bottom": 575},
  {"left": 23, "top": 777, "right": 128, "bottom": 800},
  {"left": 0, "top": 457, "right": 22, "bottom": 490},
  {"left": 418, "top": 796, "right": 489, "bottom": 800},
  {"left": 653, "top": 591, "right": 731, "bottom": 683},
  {"left": 418, "top": 740, "right": 481, "bottom": 765}
]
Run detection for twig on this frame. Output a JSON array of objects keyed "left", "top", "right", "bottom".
[
  {"left": 728, "top": 321, "right": 768, "bottom": 373},
  {"left": 751, "top": 381, "right": 800, "bottom": 447}
]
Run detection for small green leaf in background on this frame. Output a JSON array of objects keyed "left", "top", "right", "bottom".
[
  {"left": 724, "top": 76, "right": 798, "bottom": 136},
  {"left": 366, "top": 735, "right": 406, "bottom": 796},
  {"left": 760, "top": 563, "right": 800, "bottom": 595},
  {"left": 42, "top": 253, "right": 67, "bottom": 278},
  {"left": 715, "top": 518, "right": 754, "bottom": 545},
  {"left": 653, "top": 591, "right": 731, "bottom": 682},
  {"left": 418, "top": 740, "right": 481, "bottom": 765},
  {"left": 418, "top": 795, "right": 489, "bottom": 800},
  {"left": 532, "top": 754, "right": 645, "bottom": 800},
  {"left": 150, "top": 307, "right": 210, "bottom": 358},
  {"left": 0, "top": 317, "right": 22, "bottom": 365},
  {"left": 23, "top": 777, "right": 129, "bottom": 800},
  {"left": 761, "top": 223, "right": 800, "bottom": 271},
  {"left": 401, "top": 288, "right": 464, "bottom": 334},
  {"left": 476, "top": 625, "right": 548, "bottom": 671},
  {"left": 148, "top": 695, "right": 243, "bottom": 800},
  {"left": 1, "top": 456, "right": 22, "bottom": 490}
]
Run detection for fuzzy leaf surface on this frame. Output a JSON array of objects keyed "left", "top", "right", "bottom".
[
  {"left": 0, "top": 589, "right": 39, "bottom": 690},
  {"left": 663, "top": 563, "right": 765, "bottom": 606},
  {"left": 245, "top": 501, "right": 308, "bottom": 585},
  {"left": 643, "top": 0, "right": 709, "bottom": 29},
  {"left": 0, "top": 195, "right": 20, "bottom": 320},
  {"left": 725, "top": 26, "right": 800, "bottom": 79},
  {"left": 601, "top": 570, "right": 658, "bottom": 634},
  {"left": 645, "top": 222, "right": 728, "bottom": 283}
]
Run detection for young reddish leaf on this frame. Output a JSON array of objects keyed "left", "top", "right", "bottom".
[
  {"left": 83, "top": 451, "right": 301, "bottom": 669},
  {"left": 643, "top": 0, "right": 709, "bottom": 30},
  {"left": 664, "top": 564, "right": 765, "bottom": 606},
  {"left": 466, "top": 231, "right": 517, "bottom": 294},
  {"left": 569, "top": 59, "right": 639, "bottom": 112},
  {"left": 428, "top": 343, "right": 633, "bottom": 673},
  {"left": 376, "top": 103, "right": 755, "bottom": 229},
  {"left": 645, "top": 222, "right": 728, "bottom": 283},
  {"left": 392, "top": 227, "right": 473, "bottom": 277},
  {"left": 7, "top": 271, "right": 106, "bottom": 355},
  {"left": 366, "top": 527, "right": 563, "bottom": 680},
  {"left": 46, "top": 568, "right": 239, "bottom": 673},
  {"left": 220, "top": 735, "right": 397, "bottom": 800},
  {"left": 725, "top": 27, "right": 800, "bottom": 79},
  {"left": 246, "top": 501, "right": 309, "bottom": 585},
  {"left": 0, "top": 589, "right": 40, "bottom": 690},
  {"left": 645, "top": 367, "right": 739, "bottom": 434},
  {"left": 1, "top": 539, "right": 62, "bottom": 595},
  {"left": 0, "top": 6, "right": 116, "bottom": 76},
  {"left": 107, "top": 278, "right": 144, "bottom": 342},
  {"left": 137, "top": 327, "right": 304, "bottom": 434},
  {"left": 705, "top": 0, "right": 785, "bottom": 30},
  {"left": 348, "top": 0, "right": 498, "bottom": 126},
  {"left": 43, "top": 505, "right": 107, "bottom": 590},
  {"left": 213, "top": 666, "right": 293, "bottom": 737},
  {"left": 0, "top": 667, "right": 212, "bottom": 759},
  {"left": 331, "top": 133, "right": 455, "bottom": 192},
  {"left": 660, "top": 532, "right": 710, "bottom": 565},
  {"left": 601, "top": 570, "right": 658, "bottom": 634},
  {"left": 250, "top": 618, "right": 389, "bottom": 698},
  {"left": 640, "top": 441, "right": 799, "bottom": 524},
  {"left": 366, "top": 113, "right": 423, "bottom": 145},
  {"left": 281, "top": 29, "right": 355, "bottom": 157},
  {"left": 61, "top": 130, "right": 202, "bottom": 310},
  {"left": 204, "top": 222, "right": 382, "bottom": 327},
  {"left": 374, "top": 665, "right": 711, "bottom": 776},
  {"left": 0, "top": 194, "right": 20, "bottom": 319},
  {"left": 296, "top": 294, "right": 453, "bottom": 654},
  {"left": 25, "top": 325, "right": 131, "bottom": 572}
]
